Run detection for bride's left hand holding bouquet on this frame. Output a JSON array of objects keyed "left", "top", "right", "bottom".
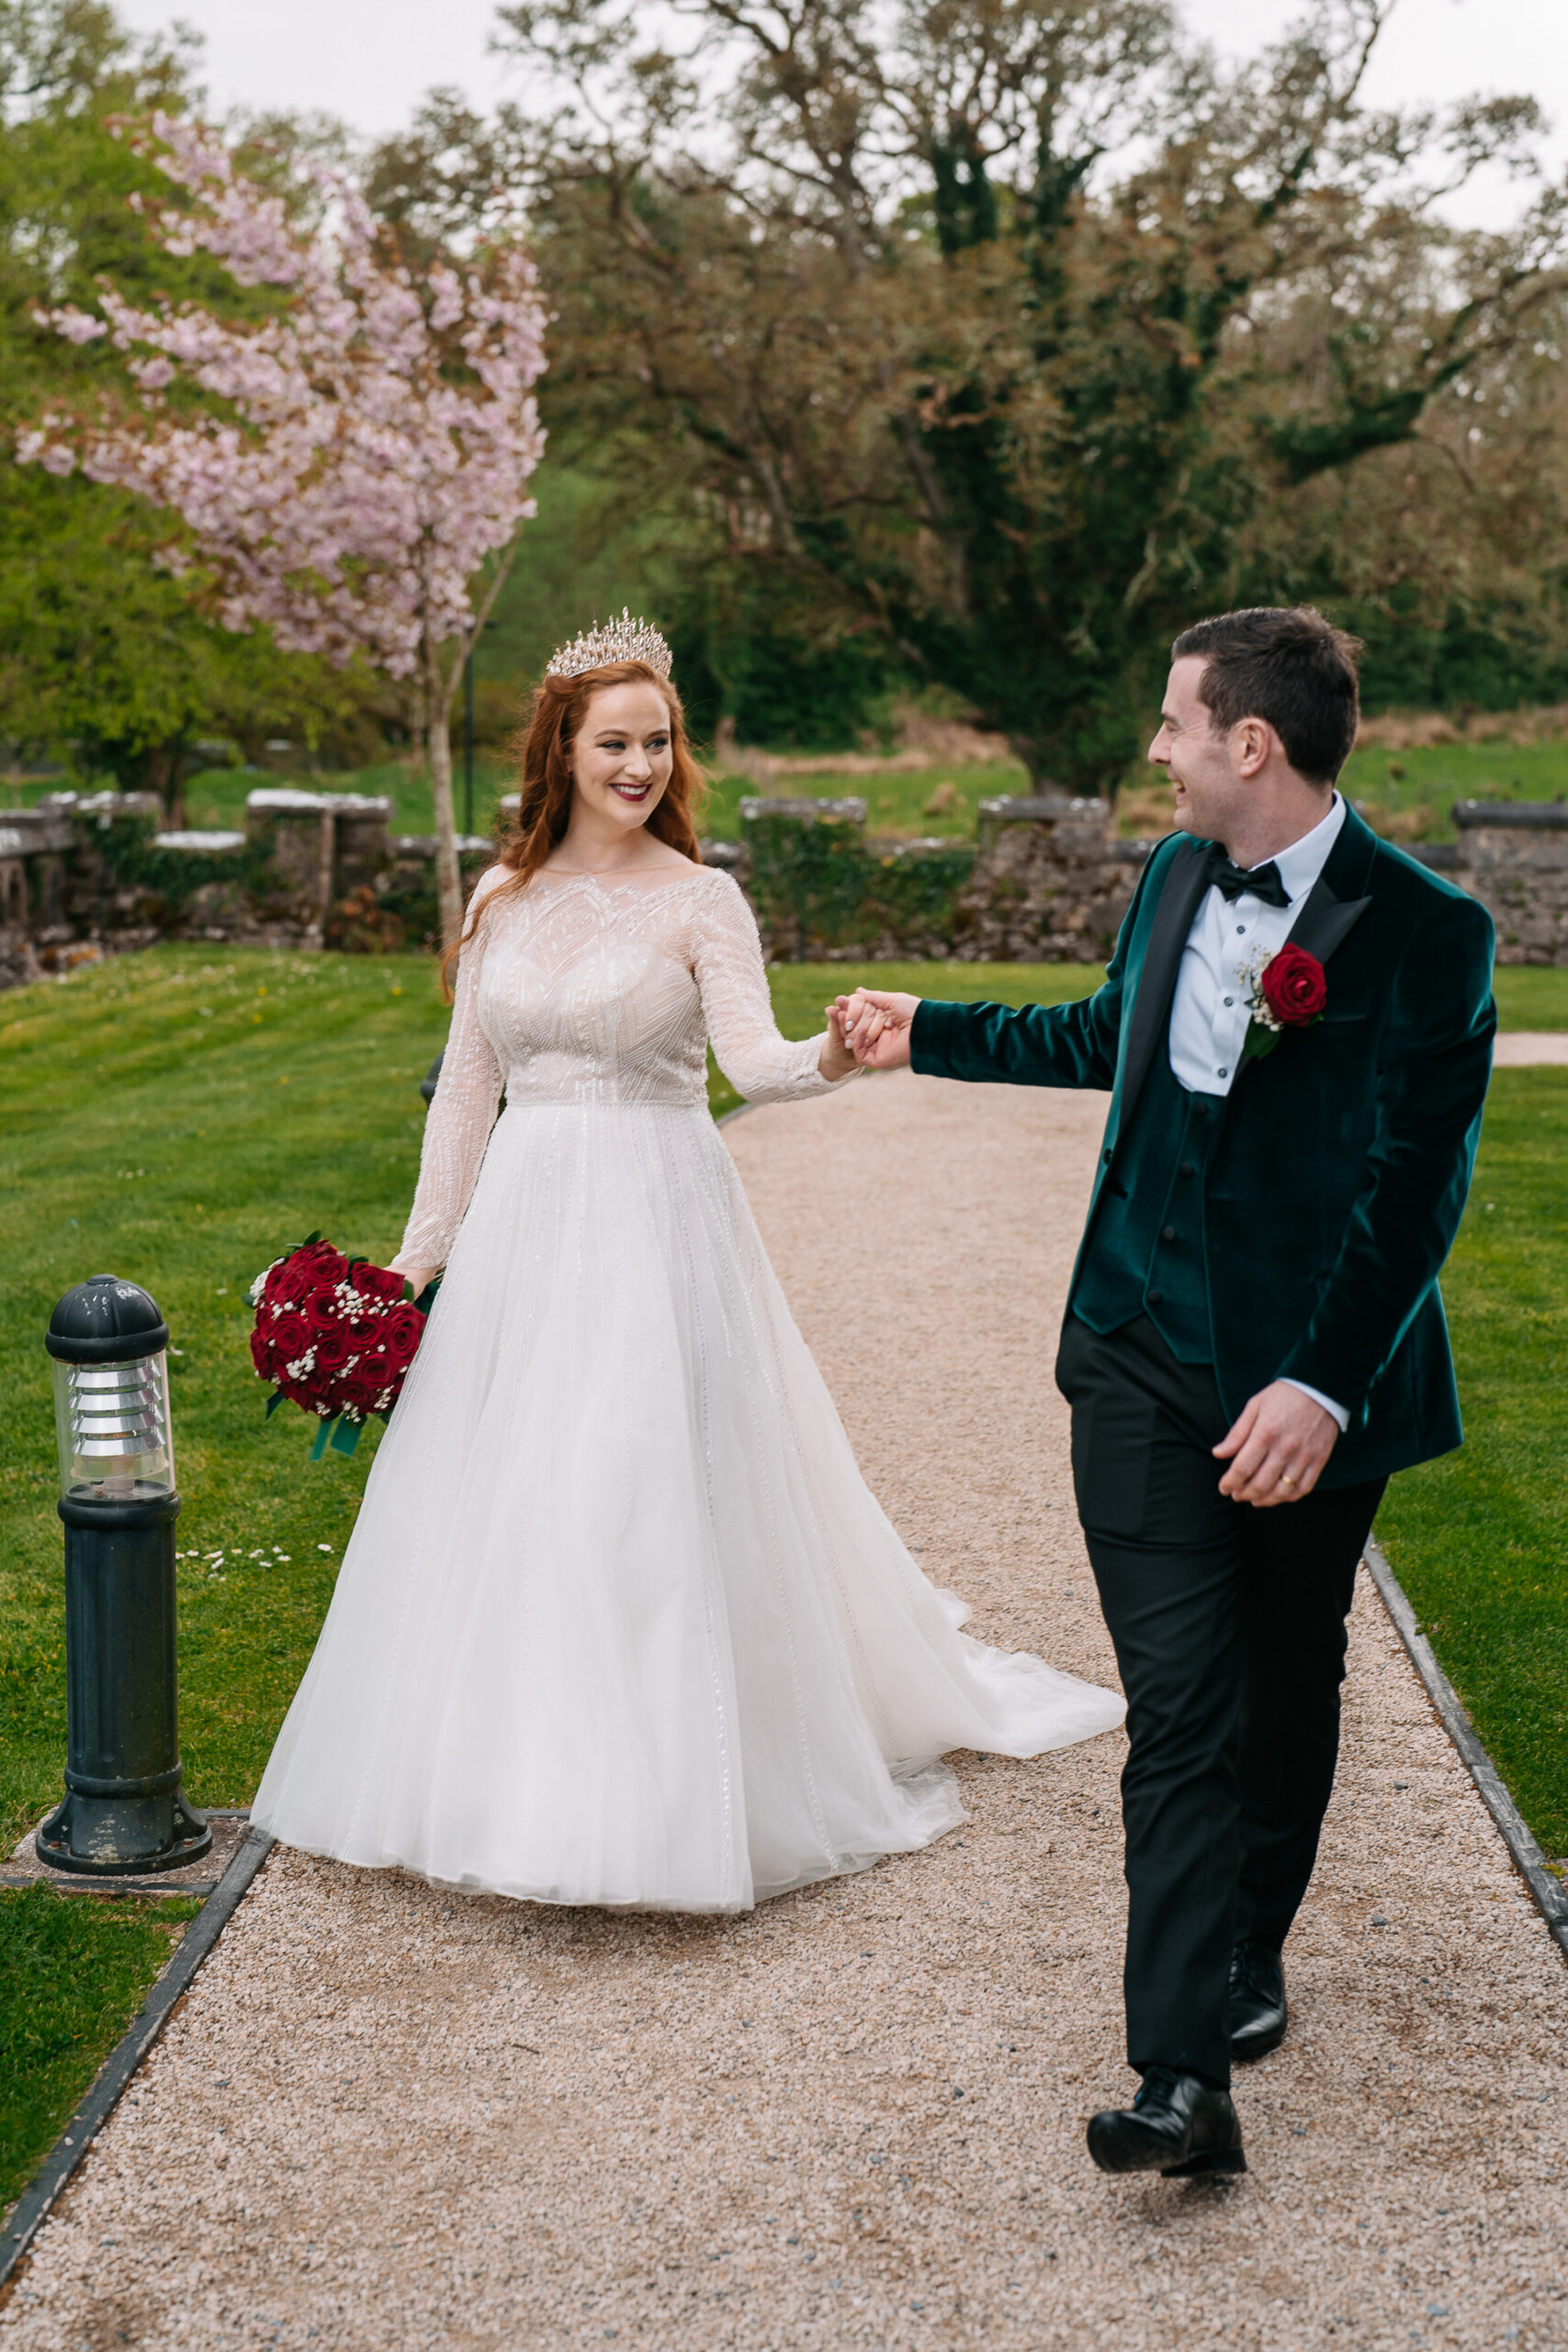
[{"left": 248, "top": 1236, "right": 436, "bottom": 1459}]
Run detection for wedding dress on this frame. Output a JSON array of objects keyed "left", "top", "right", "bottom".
[{"left": 253, "top": 862, "right": 1125, "bottom": 1910}]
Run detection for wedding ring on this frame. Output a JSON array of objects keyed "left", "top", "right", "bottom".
[{"left": 1280, "top": 1473, "right": 1297, "bottom": 1487}]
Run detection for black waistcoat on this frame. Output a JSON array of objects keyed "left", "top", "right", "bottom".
[{"left": 1069, "top": 1040, "right": 1228, "bottom": 1364}]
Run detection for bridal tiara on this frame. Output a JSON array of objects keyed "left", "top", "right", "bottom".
[{"left": 545, "top": 609, "right": 673, "bottom": 682}]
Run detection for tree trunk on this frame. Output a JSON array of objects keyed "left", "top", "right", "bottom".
[
  {"left": 145, "top": 741, "right": 186, "bottom": 831},
  {"left": 426, "top": 689, "right": 463, "bottom": 948},
  {"left": 423, "top": 534, "right": 526, "bottom": 948}
]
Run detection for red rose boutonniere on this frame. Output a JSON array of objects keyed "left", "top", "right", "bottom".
[{"left": 1242, "top": 942, "right": 1328, "bottom": 1061}]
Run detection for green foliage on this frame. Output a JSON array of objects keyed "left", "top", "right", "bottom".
[
  {"left": 743, "top": 809, "right": 976, "bottom": 956},
  {"left": 487, "top": 1, "right": 1562, "bottom": 794},
  {"left": 1379, "top": 1071, "right": 1568, "bottom": 1859},
  {"left": 0, "top": 1883, "right": 199, "bottom": 2212},
  {"left": 0, "top": 2, "right": 378, "bottom": 805},
  {"left": 82, "top": 801, "right": 274, "bottom": 916}
]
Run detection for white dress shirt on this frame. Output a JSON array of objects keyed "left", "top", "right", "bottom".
[{"left": 1166, "top": 790, "right": 1350, "bottom": 1431}]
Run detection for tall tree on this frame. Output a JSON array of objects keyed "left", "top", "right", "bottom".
[
  {"left": 479, "top": 0, "right": 1562, "bottom": 788},
  {"left": 22, "top": 112, "right": 548, "bottom": 936},
  {"left": 0, "top": 0, "right": 368, "bottom": 817}
]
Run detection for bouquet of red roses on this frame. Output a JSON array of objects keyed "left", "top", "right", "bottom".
[{"left": 247, "top": 1235, "right": 433, "bottom": 1459}]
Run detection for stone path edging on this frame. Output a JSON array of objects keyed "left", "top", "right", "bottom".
[
  {"left": 0, "top": 1826, "right": 275, "bottom": 2293},
  {"left": 1364, "top": 1539, "right": 1568, "bottom": 1961}
]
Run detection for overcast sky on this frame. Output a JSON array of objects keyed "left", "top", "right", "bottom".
[{"left": 115, "top": 0, "right": 1564, "bottom": 228}]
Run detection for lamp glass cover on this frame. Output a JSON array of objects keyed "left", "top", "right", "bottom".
[{"left": 52, "top": 1350, "right": 175, "bottom": 1502}]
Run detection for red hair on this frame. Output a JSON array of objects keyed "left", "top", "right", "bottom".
[{"left": 442, "top": 659, "right": 706, "bottom": 993}]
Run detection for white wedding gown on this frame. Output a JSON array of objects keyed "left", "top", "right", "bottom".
[{"left": 253, "top": 862, "right": 1124, "bottom": 1910}]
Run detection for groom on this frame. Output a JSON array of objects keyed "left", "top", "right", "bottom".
[{"left": 840, "top": 607, "right": 1495, "bottom": 2177}]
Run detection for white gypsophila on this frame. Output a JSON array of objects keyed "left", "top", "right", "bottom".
[
  {"left": 248, "top": 1257, "right": 285, "bottom": 1306},
  {"left": 1241, "top": 946, "right": 1284, "bottom": 1035}
]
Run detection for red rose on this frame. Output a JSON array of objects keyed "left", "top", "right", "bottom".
[
  {"left": 359, "top": 1264, "right": 407, "bottom": 1303},
  {"left": 250, "top": 1327, "right": 276, "bottom": 1378},
  {"left": 1259, "top": 944, "right": 1327, "bottom": 1028},
  {"left": 294, "top": 1240, "right": 344, "bottom": 1288},
  {"left": 312, "top": 1326, "right": 355, "bottom": 1375},
  {"left": 380, "top": 1303, "right": 425, "bottom": 1361},
  {"left": 304, "top": 1285, "right": 344, "bottom": 1334},
  {"left": 271, "top": 1308, "right": 311, "bottom": 1363},
  {"left": 269, "top": 1258, "right": 313, "bottom": 1309},
  {"left": 341, "top": 1371, "right": 382, "bottom": 1414}
]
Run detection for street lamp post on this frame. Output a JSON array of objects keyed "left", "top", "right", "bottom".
[{"left": 39, "top": 1275, "right": 210, "bottom": 1876}]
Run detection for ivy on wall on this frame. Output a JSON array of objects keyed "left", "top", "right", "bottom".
[{"left": 743, "top": 809, "right": 976, "bottom": 957}]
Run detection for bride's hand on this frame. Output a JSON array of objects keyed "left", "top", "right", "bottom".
[
  {"left": 818, "top": 1004, "right": 858, "bottom": 1081},
  {"left": 392, "top": 1263, "right": 439, "bottom": 1299}
]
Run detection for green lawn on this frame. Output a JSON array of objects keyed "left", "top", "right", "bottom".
[
  {"left": 1376, "top": 1068, "right": 1568, "bottom": 1861},
  {"left": 0, "top": 1888, "right": 198, "bottom": 2213},
  {"left": 1, "top": 944, "right": 1563, "bottom": 2217}
]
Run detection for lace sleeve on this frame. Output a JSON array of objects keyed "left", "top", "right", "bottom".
[
  {"left": 694, "top": 871, "right": 858, "bottom": 1105},
  {"left": 391, "top": 868, "right": 508, "bottom": 1272}
]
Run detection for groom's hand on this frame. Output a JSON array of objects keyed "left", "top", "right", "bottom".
[
  {"left": 836, "top": 989, "right": 920, "bottom": 1069},
  {"left": 1213, "top": 1382, "right": 1338, "bottom": 1507}
]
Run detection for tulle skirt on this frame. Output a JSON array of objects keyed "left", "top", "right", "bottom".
[{"left": 253, "top": 1102, "right": 1125, "bottom": 1912}]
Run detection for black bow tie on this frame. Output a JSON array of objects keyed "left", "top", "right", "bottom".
[{"left": 1202, "top": 845, "right": 1291, "bottom": 910}]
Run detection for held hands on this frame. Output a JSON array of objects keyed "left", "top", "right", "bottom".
[
  {"left": 818, "top": 1002, "right": 859, "bottom": 1082},
  {"left": 832, "top": 989, "right": 922, "bottom": 1069},
  {"left": 1213, "top": 1381, "right": 1339, "bottom": 1508}
]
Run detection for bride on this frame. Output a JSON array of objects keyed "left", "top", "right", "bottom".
[{"left": 253, "top": 615, "right": 1124, "bottom": 1910}]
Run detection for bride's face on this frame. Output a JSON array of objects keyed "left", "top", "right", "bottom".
[{"left": 570, "top": 682, "right": 674, "bottom": 833}]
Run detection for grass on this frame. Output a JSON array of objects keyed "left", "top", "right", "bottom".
[
  {"left": 1376, "top": 1069, "right": 1568, "bottom": 1862},
  {"left": 0, "top": 944, "right": 1563, "bottom": 2209},
  {"left": 0, "top": 1887, "right": 199, "bottom": 2213}
]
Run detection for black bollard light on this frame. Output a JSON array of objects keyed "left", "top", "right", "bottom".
[{"left": 38, "top": 1275, "right": 210, "bottom": 1876}]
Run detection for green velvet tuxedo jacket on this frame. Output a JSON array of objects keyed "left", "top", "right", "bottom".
[{"left": 909, "top": 805, "right": 1496, "bottom": 1487}]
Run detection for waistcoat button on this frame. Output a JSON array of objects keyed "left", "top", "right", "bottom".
[
  {"left": 1162, "top": 1225, "right": 1178, "bottom": 1242},
  {"left": 1147, "top": 1288, "right": 1165, "bottom": 1306}
]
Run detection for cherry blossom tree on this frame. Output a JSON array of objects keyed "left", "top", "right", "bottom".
[{"left": 19, "top": 113, "right": 548, "bottom": 939}]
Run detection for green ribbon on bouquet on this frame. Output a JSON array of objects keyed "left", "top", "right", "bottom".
[{"left": 308, "top": 1411, "right": 365, "bottom": 1462}]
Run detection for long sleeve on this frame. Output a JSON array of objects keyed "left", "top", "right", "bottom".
[
  {"left": 694, "top": 872, "right": 858, "bottom": 1104},
  {"left": 908, "top": 848, "right": 1156, "bottom": 1090},
  {"left": 393, "top": 869, "right": 507, "bottom": 1272}
]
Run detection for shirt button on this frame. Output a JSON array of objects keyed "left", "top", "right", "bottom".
[
  {"left": 1162, "top": 1225, "right": 1178, "bottom": 1242},
  {"left": 1224, "top": 995, "right": 1234, "bottom": 1007},
  {"left": 1217, "top": 1067, "right": 1228, "bottom": 1078},
  {"left": 1235, "top": 924, "right": 1247, "bottom": 935}
]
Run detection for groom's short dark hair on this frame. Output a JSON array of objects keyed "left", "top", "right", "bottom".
[{"left": 1171, "top": 606, "right": 1361, "bottom": 785}]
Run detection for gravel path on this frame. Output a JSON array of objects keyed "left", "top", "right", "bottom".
[
  {"left": 1492, "top": 1034, "right": 1568, "bottom": 1066},
  {"left": 6, "top": 1071, "right": 1565, "bottom": 2351}
]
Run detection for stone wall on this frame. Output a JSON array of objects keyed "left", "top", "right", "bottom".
[
  {"left": 1452, "top": 799, "right": 1568, "bottom": 965},
  {"left": 3, "top": 783, "right": 1566, "bottom": 988}
]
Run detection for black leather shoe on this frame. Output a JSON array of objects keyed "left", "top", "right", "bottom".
[
  {"left": 1087, "top": 2067, "right": 1247, "bottom": 2177},
  {"left": 1229, "top": 1939, "right": 1287, "bottom": 2063}
]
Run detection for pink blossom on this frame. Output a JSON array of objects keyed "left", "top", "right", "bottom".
[{"left": 17, "top": 112, "right": 548, "bottom": 684}]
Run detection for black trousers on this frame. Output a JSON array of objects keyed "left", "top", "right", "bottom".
[{"left": 1055, "top": 1314, "right": 1385, "bottom": 2088}]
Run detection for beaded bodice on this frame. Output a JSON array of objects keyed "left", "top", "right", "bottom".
[{"left": 396, "top": 863, "right": 844, "bottom": 1268}]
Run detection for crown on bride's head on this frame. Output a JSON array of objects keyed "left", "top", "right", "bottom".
[{"left": 545, "top": 608, "right": 672, "bottom": 683}]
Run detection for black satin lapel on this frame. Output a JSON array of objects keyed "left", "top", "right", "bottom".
[
  {"left": 1290, "top": 879, "right": 1372, "bottom": 967},
  {"left": 1118, "top": 839, "right": 1213, "bottom": 1134}
]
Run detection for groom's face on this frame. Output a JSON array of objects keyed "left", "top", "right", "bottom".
[{"left": 1149, "top": 657, "right": 1247, "bottom": 844}]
